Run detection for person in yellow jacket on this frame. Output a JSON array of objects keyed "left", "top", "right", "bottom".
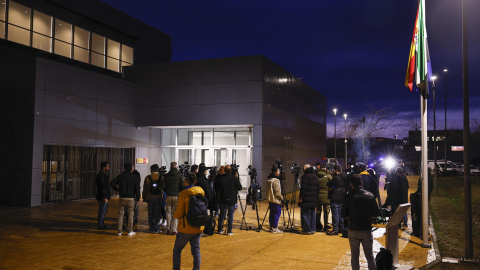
[{"left": 173, "top": 172, "right": 205, "bottom": 270}]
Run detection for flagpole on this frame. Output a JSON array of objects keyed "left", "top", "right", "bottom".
[{"left": 421, "top": 88, "right": 430, "bottom": 247}]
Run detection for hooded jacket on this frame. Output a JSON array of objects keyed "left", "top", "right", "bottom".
[
  {"left": 161, "top": 168, "right": 183, "bottom": 197},
  {"left": 217, "top": 173, "right": 242, "bottom": 206},
  {"left": 316, "top": 169, "right": 331, "bottom": 204},
  {"left": 299, "top": 167, "right": 320, "bottom": 208},
  {"left": 266, "top": 177, "right": 283, "bottom": 205},
  {"left": 173, "top": 186, "right": 205, "bottom": 234},
  {"left": 327, "top": 172, "right": 347, "bottom": 204}
]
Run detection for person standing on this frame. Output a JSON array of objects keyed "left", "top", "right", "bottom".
[
  {"left": 315, "top": 165, "right": 332, "bottom": 231},
  {"left": 216, "top": 165, "right": 242, "bottom": 235},
  {"left": 142, "top": 164, "right": 164, "bottom": 233},
  {"left": 266, "top": 166, "right": 283, "bottom": 233},
  {"left": 162, "top": 162, "right": 184, "bottom": 235},
  {"left": 327, "top": 165, "right": 347, "bottom": 235},
  {"left": 173, "top": 172, "right": 205, "bottom": 270},
  {"left": 341, "top": 174, "right": 380, "bottom": 270},
  {"left": 395, "top": 167, "right": 409, "bottom": 227},
  {"left": 195, "top": 165, "right": 212, "bottom": 215},
  {"left": 299, "top": 164, "right": 320, "bottom": 235},
  {"left": 95, "top": 162, "right": 110, "bottom": 230},
  {"left": 110, "top": 163, "right": 140, "bottom": 236}
]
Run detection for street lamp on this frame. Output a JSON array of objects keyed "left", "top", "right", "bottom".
[
  {"left": 432, "top": 75, "right": 438, "bottom": 198},
  {"left": 333, "top": 108, "right": 337, "bottom": 165},
  {"left": 443, "top": 69, "right": 448, "bottom": 165},
  {"left": 344, "top": 114, "right": 347, "bottom": 170}
]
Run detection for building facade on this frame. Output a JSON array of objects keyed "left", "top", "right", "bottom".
[{"left": 1, "top": 0, "right": 326, "bottom": 207}]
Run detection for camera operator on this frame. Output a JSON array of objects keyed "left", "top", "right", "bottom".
[
  {"left": 266, "top": 166, "right": 284, "bottom": 233},
  {"left": 216, "top": 165, "right": 242, "bottom": 235},
  {"left": 299, "top": 164, "right": 320, "bottom": 235},
  {"left": 212, "top": 166, "right": 225, "bottom": 217}
]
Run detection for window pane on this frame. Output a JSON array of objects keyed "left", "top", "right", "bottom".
[
  {"left": 33, "top": 32, "right": 51, "bottom": 52},
  {"left": 236, "top": 131, "right": 250, "bottom": 145},
  {"left": 91, "top": 33, "right": 104, "bottom": 54},
  {"left": 54, "top": 40, "right": 71, "bottom": 58},
  {"left": 91, "top": 51, "right": 104, "bottom": 68},
  {"left": 121, "top": 44, "right": 133, "bottom": 64},
  {"left": 0, "top": 22, "right": 4, "bottom": 39},
  {"left": 8, "top": 24, "right": 29, "bottom": 46},
  {"left": 8, "top": 1, "right": 30, "bottom": 29},
  {"left": 107, "top": 39, "right": 119, "bottom": 59},
  {"left": 0, "top": 0, "right": 6, "bottom": 21},
  {"left": 55, "top": 19, "right": 71, "bottom": 43},
  {"left": 33, "top": 10, "right": 51, "bottom": 36},
  {"left": 161, "top": 148, "right": 175, "bottom": 168},
  {"left": 162, "top": 129, "right": 176, "bottom": 145},
  {"left": 74, "top": 46, "right": 89, "bottom": 63},
  {"left": 106, "top": 57, "right": 119, "bottom": 72},
  {"left": 214, "top": 131, "right": 235, "bottom": 145},
  {"left": 74, "top": 26, "right": 89, "bottom": 49}
]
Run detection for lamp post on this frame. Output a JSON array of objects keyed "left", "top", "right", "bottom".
[
  {"left": 333, "top": 108, "right": 337, "bottom": 165},
  {"left": 432, "top": 75, "right": 438, "bottom": 197},
  {"left": 344, "top": 114, "right": 347, "bottom": 170},
  {"left": 443, "top": 69, "right": 448, "bottom": 165}
]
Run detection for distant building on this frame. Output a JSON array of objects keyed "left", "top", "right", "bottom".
[{"left": 0, "top": 0, "right": 326, "bottom": 206}]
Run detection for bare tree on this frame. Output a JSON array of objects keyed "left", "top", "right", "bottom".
[{"left": 349, "top": 103, "right": 396, "bottom": 138}]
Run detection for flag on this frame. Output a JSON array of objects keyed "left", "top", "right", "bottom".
[
  {"left": 405, "top": 0, "right": 432, "bottom": 99},
  {"left": 404, "top": 4, "right": 419, "bottom": 91}
]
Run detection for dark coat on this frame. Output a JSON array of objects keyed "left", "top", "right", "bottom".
[
  {"left": 110, "top": 171, "right": 140, "bottom": 201},
  {"left": 327, "top": 172, "right": 347, "bottom": 204},
  {"left": 161, "top": 168, "right": 183, "bottom": 197},
  {"left": 95, "top": 170, "right": 111, "bottom": 200},
  {"left": 396, "top": 174, "right": 409, "bottom": 204},
  {"left": 360, "top": 171, "right": 379, "bottom": 198},
  {"left": 195, "top": 173, "right": 212, "bottom": 203},
  {"left": 299, "top": 167, "right": 320, "bottom": 208},
  {"left": 217, "top": 173, "right": 242, "bottom": 206},
  {"left": 341, "top": 187, "right": 380, "bottom": 231}
]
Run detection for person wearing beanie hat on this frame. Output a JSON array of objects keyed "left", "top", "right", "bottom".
[{"left": 142, "top": 164, "right": 164, "bottom": 233}]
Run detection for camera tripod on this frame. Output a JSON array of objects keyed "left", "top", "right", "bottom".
[{"left": 284, "top": 171, "right": 300, "bottom": 230}]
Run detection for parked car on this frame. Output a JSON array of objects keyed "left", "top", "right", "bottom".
[
  {"left": 461, "top": 165, "right": 480, "bottom": 175},
  {"left": 427, "top": 160, "right": 461, "bottom": 175}
]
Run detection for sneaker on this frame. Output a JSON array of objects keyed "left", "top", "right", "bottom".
[
  {"left": 218, "top": 230, "right": 225, "bottom": 235},
  {"left": 227, "top": 232, "right": 233, "bottom": 236},
  {"left": 327, "top": 230, "right": 339, "bottom": 236},
  {"left": 161, "top": 220, "right": 167, "bottom": 227},
  {"left": 127, "top": 231, "right": 136, "bottom": 236},
  {"left": 324, "top": 225, "right": 332, "bottom": 230},
  {"left": 272, "top": 228, "right": 283, "bottom": 234},
  {"left": 117, "top": 232, "right": 122, "bottom": 236}
]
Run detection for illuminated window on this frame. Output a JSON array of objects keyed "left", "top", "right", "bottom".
[
  {"left": 91, "top": 33, "right": 105, "bottom": 68},
  {"left": 121, "top": 44, "right": 133, "bottom": 67},
  {"left": 0, "top": 1, "right": 5, "bottom": 38},
  {"left": 73, "top": 26, "right": 89, "bottom": 63},
  {"left": 106, "top": 39, "right": 119, "bottom": 72},
  {"left": 8, "top": 1, "right": 31, "bottom": 46},
  {"left": 54, "top": 19, "right": 72, "bottom": 58},
  {"left": 32, "top": 10, "right": 52, "bottom": 52}
]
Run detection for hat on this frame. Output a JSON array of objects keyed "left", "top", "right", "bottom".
[{"left": 150, "top": 164, "right": 159, "bottom": 171}]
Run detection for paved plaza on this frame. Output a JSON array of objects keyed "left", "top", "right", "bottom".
[{"left": 0, "top": 175, "right": 436, "bottom": 269}]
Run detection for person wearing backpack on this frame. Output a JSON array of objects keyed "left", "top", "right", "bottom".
[
  {"left": 142, "top": 164, "right": 164, "bottom": 233},
  {"left": 173, "top": 172, "right": 205, "bottom": 270}
]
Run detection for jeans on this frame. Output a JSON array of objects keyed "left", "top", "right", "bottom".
[
  {"left": 97, "top": 199, "right": 108, "bottom": 227},
  {"left": 348, "top": 230, "right": 376, "bottom": 270},
  {"left": 118, "top": 198, "right": 135, "bottom": 233},
  {"left": 165, "top": 196, "right": 179, "bottom": 232},
  {"left": 316, "top": 203, "right": 330, "bottom": 227},
  {"left": 269, "top": 202, "right": 282, "bottom": 229},
  {"left": 173, "top": 232, "right": 201, "bottom": 270},
  {"left": 218, "top": 204, "right": 235, "bottom": 233},
  {"left": 148, "top": 198, "right": 162, "bottom": 231},
  {"left": 301, "top": 207, "right": 316, "bottom": 233},
  {"left": 330, "top": 203, "right": 344, "bottom": 231}
]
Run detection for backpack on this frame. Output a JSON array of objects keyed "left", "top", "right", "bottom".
[
  {"left": 148, "top": 175, "right": 161, "bottom": 195},
  {"left": 375, "top": 247, "right": 393, "bottom": 270},
  {"left": 185, "top": 193, "right": 209, "bottom": 228},
  {"left": 203, "top": 215, "right": 216, "bottom": 236}
]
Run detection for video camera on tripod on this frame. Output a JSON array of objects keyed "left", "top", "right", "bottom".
[
  {"left": 246, "top": 165, "right": 261, "bottom": 208},
  {"left": 179, "top": 162, "right": 191, "bottom": 177},
  {"left": 290, "top": 163, "right": 301, "bottom": 175},
  {"left": 159, "top": 166, "right": 167, "bottom": 176},
  {"left": 275, "top": 161, "right": 286, "bottom": 181}
]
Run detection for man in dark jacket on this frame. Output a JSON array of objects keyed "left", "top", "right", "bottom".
[
  {"left": 142, "top": 164, "right": 163, "bottom": 233},
  {"left": 110, "top": 163, "right": 141, "bottom": 236},
  {"left": 161, "top": 162, "right": 184, "bottom": 235},
  {"left": 359, "top": 164, "right": 380, "bottom": 207},
  {"left": 341, "top": 174, "right": 380, "bottom": 270},
  {"left": 395, "top": 167, "right": 409, "bottom": 227},
  {"left": 95, "top": 162, "right": 110, "bottom": 230},
  {"left": 216, "top": 165, "right": 242, "bottom": 235},
  {"left": 326, "top": 165, "right": 347, "bottom": 235},
  {"left": 195, "top": 165, "right": 212, "bottom": 212},
  {"left": 299, "top": 164, "right": 320, "bottom": 235}
]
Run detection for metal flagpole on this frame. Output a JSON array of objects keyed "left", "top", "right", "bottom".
[{"left": 421, "top": 86, "right": 430, "bottom": 248}]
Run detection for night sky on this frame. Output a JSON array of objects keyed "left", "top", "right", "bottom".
[{"left": 100, "top": 0, "right": 479, "bottom": 140}]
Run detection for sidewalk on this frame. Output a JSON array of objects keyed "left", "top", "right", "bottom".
[{"left": 0, "top": 175, "right": 435, "bottom": 269}]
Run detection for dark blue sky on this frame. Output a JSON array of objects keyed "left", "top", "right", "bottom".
[{"left": 101, "top": 0, "right": 479, "bottom": 139}]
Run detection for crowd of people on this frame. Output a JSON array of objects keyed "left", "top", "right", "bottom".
[{"left": 95, "top": 160, "right": 412, "bottom": 270}]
